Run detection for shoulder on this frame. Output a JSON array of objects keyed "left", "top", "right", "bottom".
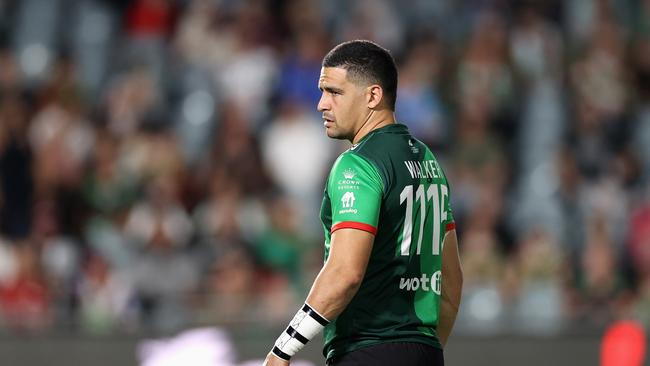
[
  {"left": 354, "top": 127, "right": 408, "bottom": 160},
  {"left": 349, "top": 131, "right": 403, "bottom": 183},
  {"left": 328, "top": 151, "right": 384, "bottom": 193},
  {"left": 331, "top": 151, "right": 377, "bottom": 175}
]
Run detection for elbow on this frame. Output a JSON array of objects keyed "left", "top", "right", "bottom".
[
  {"left": 320, "top": 257, "right": 366, "bottom": 296},
  {"left": 442, "top": 266, "right": 464, "bottom": 305},
  {"left": 332, "top": 267, "right": 364, "bottom": 292},
  {"left": 343, "top": 271, "right": 364, "bottom": 290}
]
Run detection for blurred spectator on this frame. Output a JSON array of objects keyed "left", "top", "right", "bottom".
[
  {"left": 253, "top": 196, "right": 307, "bottom": 290},
  {"left": 104, "top": 67, "right": 159, "bottom": 136},
  {"left": 173, "top": 0, "right": 229, "bottom": 69},
  {"left": 0, "top": 237, "right": 17, "bottom": 287},
  {"left": 121, "top": 0, "right": 175, "bottom": 89},
  {"left": 205, "top": 103, "right": 272, "bottom": 196},
  {"left": 83, "top": 130, "right": 139, "bottom": 215},
  {"left": 199, "top": 247, "right": 257, "bottom": 325},
  {"left": 455, "top": 220, "right": 506, "bottom": 334},
  {"left": 337, "top": 0, "right": 405, "bottom": 55},
  {"left": 28, "top": 68, "right": 94, "bottom": 234},
  {"left": 0, "top": 50, "right": 22, "bottom": 93},
  {"left": 124, "top": 174, "right": 192, "bottom": 249},
  {"left": 556, "top": 148, "right": 587, "bottom": 253},
  {"left": 192, "top": 169, "right": 266, "bottom": 263},
  {"left": 126, "top": 0, "right": 174, "bottom": 39},
  {"left": 124, "top": 172, "right": 198, "bottom": 332},
  {"left": 628, "top": 200, "right": 650, "bottom": 326},
  {"left": 77, "top": 253, "right": 133, "bottom": 334},
  {"left": 216, "top": 1, "right": 278, "bottom": 130},
  {"left": 632, "top": 35, "right": 650, "bottom": 178},
  {"left": 449, "top": 97, "right": 508, "bottom": 227},
  {"left": 0, "top": 243, "right": 51, "bottom": 331},
  {"left": 261, "top": 101, "right": 332, "bottom": 227},
  {"left": 0, "top": 93, "right": 33, "bottom": 239},
  {"left": 396, "top": 33, "right": 448, "bottom": 147},
  {"left": 456, "top": 11, "right": 514, "bottom": 127},
  {"left": 40, "top": 235, "right": 80, "bottom": 328},
  {"left": 510, "top": 3, "right": 563, "bottom": 83},
  {"left": 510, "top": 228, "right": 565, "bottom": 334},
  {"left": 276, "top": 27, "right": 330, "bottom": 112},
  {"left": 570, "top": 215, "right": 627, "bottom": 327}
]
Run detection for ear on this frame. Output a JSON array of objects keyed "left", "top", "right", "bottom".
[{"left": 366, "top": 84, "right": 383, "bottom": 109}]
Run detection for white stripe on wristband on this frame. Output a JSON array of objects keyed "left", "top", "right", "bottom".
[{"left": 272, "top": 303, "right": 330, "bottom": 360}]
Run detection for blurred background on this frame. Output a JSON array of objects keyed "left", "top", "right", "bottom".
[{"left": 0, "top": 0, "right": 649, "bottom": 365}]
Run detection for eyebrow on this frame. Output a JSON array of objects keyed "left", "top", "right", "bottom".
[{"left": 319, "top": 85, "right": 344, "bottom": 94}]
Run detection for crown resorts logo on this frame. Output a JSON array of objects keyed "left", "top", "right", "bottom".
[{"left": 343, "top": 168, "right": 356, "bottom": 180}]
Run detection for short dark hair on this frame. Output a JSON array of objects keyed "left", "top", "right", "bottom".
[{"left": 322, "top": 40, "right": 398, "bottom": 111}]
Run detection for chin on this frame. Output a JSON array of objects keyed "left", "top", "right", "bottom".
[
  {"left": 325, "top": 129, "right": 346, "bottom": 140},
  {"left": 325, "top": 124, "right": 354, "bottom": 140},
  {"left": 325, "top": 128, "right": 337, "bottom": 138}
]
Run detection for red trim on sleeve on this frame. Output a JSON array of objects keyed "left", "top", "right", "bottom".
[
  {"left": 331, "top": 222, "right": 377, "bottom": 235},
  {"left": 445, "top": 222, "right": 456, "bottom": 232}
]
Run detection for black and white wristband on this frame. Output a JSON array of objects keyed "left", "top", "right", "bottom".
[{"left": 271, "top": 303, "right": 330, "bottom": 361}]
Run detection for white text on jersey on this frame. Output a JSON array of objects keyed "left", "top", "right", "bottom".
[
  {"left": 399, "top": 271, "right": 442, "bottom": 295},
  {"left": 404, "top": 160, "right": 442, "bottom": 180}
]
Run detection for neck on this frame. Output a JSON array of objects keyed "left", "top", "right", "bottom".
[{"left": 351, "top": 109, "right": 395, "bottom": 144}]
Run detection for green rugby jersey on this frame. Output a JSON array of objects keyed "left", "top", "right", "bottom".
[{"left": 320, "top": 123, "right": 455, "bottom": 360}]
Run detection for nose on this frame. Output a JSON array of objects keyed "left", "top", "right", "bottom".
[{"left": 317, "top": 92, "right": 329, "bottom": 112}]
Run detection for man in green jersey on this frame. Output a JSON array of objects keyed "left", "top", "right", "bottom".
[{"left": 264, "top": 40, "right": 463, "bottom": 366}]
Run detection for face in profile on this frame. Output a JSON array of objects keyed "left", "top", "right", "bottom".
[{"left": 317, "top": 67, "right": 369, "bottom": 142}]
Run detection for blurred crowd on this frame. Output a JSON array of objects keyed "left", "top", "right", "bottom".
[{"left": 0, "top": 0, "right": 649, "bottom": 337}]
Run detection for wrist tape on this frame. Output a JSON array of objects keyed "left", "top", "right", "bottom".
[{"left": 272, "top": 303, "right": 330, "bottom": 360}]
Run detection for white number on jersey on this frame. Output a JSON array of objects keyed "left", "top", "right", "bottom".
[{"left": 399, "top": 184, "right": 448, "bottom": 256}]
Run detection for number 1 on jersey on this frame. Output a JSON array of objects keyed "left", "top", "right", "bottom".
[
  {"left": 399, "top": 183, "right": 447, "bottom": 256},
  {"left": 399, "top": 185, "right": 413, "bottom": 256}
]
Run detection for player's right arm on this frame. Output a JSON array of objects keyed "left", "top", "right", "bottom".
[
  {"left": 437, "top": 229, "right": 463, "bottom": 347},
  {"left": 264, "top": 152, "right": 382, "bottom": 365}
]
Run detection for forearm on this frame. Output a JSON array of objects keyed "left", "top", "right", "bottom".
[
  {"left": 438, "top": 230, "right": 463, "bottom": 347},
  {"left": 266, "top": 229, "right": 373, "bottom": 363},
  {"left": 305, "top": 261, "right": 363, "bottom": 320},
  {"left": 437, "top": 292, "right": 461, "bottom": 346}
]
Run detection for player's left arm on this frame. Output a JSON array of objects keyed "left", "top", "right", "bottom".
[{"left": 437, "top": 229, "right": 463, "bottom": 347}]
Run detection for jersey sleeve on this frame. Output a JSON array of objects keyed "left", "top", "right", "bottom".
[{"left": 327, "top": 153, "right": 383, "bottom": 235}]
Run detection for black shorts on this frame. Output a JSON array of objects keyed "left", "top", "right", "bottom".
[{"left": 326, "top": 342, "right": 444, "bottom": 366}]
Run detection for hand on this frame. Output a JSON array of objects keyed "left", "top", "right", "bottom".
[{"left": 262, "top": 352, "right": 290, "bottom": 366}]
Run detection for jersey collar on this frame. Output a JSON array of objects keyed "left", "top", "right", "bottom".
[{"left": 355, "top": 123, "right": 409, "bottom": 146}]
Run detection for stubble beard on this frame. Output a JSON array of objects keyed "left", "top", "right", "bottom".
[{"left": 326, "top": 125, "right": 353, "bottom": 142}]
